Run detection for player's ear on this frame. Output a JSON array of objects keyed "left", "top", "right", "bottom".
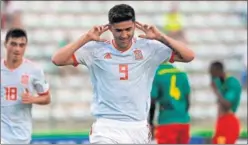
[{"left": 109, "top": 25, "right": 113, "bottom": 32}]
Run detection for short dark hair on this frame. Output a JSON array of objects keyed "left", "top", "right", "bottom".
[
  {"left": 5, "top": 28, "right": 28, "bottom": 42},
  {"left": 108, "top": 4, "right": 135, "bottom": 24},
  {"left": 210, "top": 61, "right": 224, "bottom": 71}
]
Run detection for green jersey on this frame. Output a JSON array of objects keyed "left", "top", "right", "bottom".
[
  {"left": 151, "top": 63, "right": 190, "bottom": 125},
  {"left": 213, "top": 76, "right": 242, "bottom": 113}
]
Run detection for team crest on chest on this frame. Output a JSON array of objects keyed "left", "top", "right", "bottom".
[
  {"left": 21, "top": 74, "right": 29, "bottom": 85},
  {"left": 104, "top": 53, "right": 112, "bottom": 59},
  {"left": 133, "top": 49, "right": 143, "bottom": 60}
]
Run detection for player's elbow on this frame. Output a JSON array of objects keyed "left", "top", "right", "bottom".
[
  {"left": 51, "top": 55, "right": 63, "bottom": 66},
  {"left": 184, "top": 50, "right": 195, "bottom": 62},
  {"left": 39, "top": 93, "right": 51, "bottom": 105},
  {"left": 43, "top": 94, "right": 51, "bottom": 105},
  {"left": 46, "top": 95, "right": 51, "bottom": 104},
  {"left": 223, "top": 102, "right": 232, "bottom": 110}
]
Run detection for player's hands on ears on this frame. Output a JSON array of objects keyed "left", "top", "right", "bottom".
[
  {"left": 135, "top": 21, "right": 162, "bottom": 40},
  {"left": 86, "top": 24, "right": 109, "bottom": 42},
  {"left": 22, "top": 88, "right": 34, "bottom": 104}
]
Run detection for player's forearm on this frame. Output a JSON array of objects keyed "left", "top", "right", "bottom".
[
  {"left": 186, "top": 95, "right": 190, "bottom": 112},
  {"left": 52, "top": 34, "right": 90, "bottom": 66},
  {"left": 149, "top": 99, "right": 156, "bottom": 125},
  {"left": 214, "top": 90, "right": 231, "bottom": 109},
  {"left": 32, "top": 94, "right": 51, "bottom": 105},
  {"left": 157, "top": 34, "right": 194, "bottom": 62}
]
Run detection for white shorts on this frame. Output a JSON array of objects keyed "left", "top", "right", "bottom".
[
  {"left": 89, "top": 118, "right": 151, "bottom": 144},
  {"left": 0, "top": 138, "right": 30, "bottom": 144}
]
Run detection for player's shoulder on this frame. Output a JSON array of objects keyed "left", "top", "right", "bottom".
[
  {"left": 135, "top": 38, "right": 164, "bottom": 48},
  {"left": 23, "top": 58, "right": 37, "bottom": 66},
  {"left": 133, "top": 38, "right": 155, "bottom": 52},
  {"left": 135, "top": 37, "right": 152, "bottom": 45},
  {"left": 87, "top": 40, "right": 112, "bottom": 52},
  {"left": 90, "top": 40, "right": 112, "bottom": 47},
  {"left": 227, "top": 76, "right": 237, "bottom": 82},
  {"left": 23, "top": 58, "right": 44, "bottom": 73},
  {"left": 81, "top": 41, "right": 110, "bottom": 51},
  {"left": 227, "top": 76, "right": 241, "bottom": 86}
]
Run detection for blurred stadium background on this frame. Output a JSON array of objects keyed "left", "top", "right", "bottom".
[{"left": 1, "top": 0, "right": 247, "bottom": 144}]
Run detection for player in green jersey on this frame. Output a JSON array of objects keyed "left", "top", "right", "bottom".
[
  {"left": 209, "top": 61, "right": 242, "bottom": 144},
  {"left": 149, "top": 63, "right": 191, "bottom": 144}
]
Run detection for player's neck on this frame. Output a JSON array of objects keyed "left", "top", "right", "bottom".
[
  {"left": 219, "top": 73, "right": 226, "bottom": 83},
  {"left": 4, "top": 57, "right": 24, "bottom": 70},
  {"left": 112, "top": 40, "right": 132, "bottom": 53},
  {"left": 221, "top": 73, "right": 227, "bottom": 79}
]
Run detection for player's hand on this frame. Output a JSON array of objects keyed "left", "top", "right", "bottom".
[
  {"left": 211, "top": 82, "right": 219, "bottom": 95},
  {"left": 211, "top": 81, "right": 217, "bottom": 89},
  {"left": 86, "top": 24, "right": 109, "bottom": 42},
  {"left": 22, "top": 88, "right": 34, "bottom": 104},
  {"left": 135, "top": 21, "right": 162, "bottom": 40}
]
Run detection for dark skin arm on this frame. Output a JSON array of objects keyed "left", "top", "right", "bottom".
[
  {"left": 149, "top": 99, "right": 156, "bottom": 139},
  {"left": 149, "top": 99, "right": 156, "bottom": 126},
  {"left": 211, "top": 82, "right": 232, "bottom": 110},
  {"left": 185, "top": 94, "right": 190, "bottom": 112}
]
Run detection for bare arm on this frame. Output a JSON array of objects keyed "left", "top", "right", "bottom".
[
  {"left": 186, "top": 94, "right": 190, "bottom": 111},
  {"left": 52, "top": 25, "right": 109, "bottom": 66},
  {"left": 135, "top": 21, "right": 194, "bottom": 63},
  {"left": 157, "top": 34, "right": 194, "bottom": 62},
  {"left": 211, "top": 82, "right": 233, "bottom": 110},
  {"left": 149, "top": 99, "right": 156, "bottom": 126},
  {"left": 149, "top": 99, "right": 156, "bottom": 139},
  {"left": 32, "top": 93, "right": 51, "bottom": 105},
  {"left": 51, "top": 34, "right": 91, "bottom": 66},
  {"left": 22, "top": 89, "right": 51, "bottom": 105}
]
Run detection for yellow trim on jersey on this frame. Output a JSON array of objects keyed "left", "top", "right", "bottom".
[
  {"left": 225, "top": 74, "right": 231, "bottom": 80},
  {"left": 158, "top": 68, "right": 182, "bottom": 75}
]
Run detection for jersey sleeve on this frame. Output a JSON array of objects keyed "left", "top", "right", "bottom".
[
  {"left": 224, "top": 89, "right": 236, "bottom": 104},
  {"left": 183, "top": 73, "right": 191, "bottom": 95},
  {"left": 149, "top": 40, "right": 174, "bottom": 65},
  {"left": 32, "top": 68, "right": 49, "bottom": 95},
  {"left": 224, "top": 79, "right": 239, "bottom": 104},
  {"left": 72, "top": 41, "right": 97, "bottom": 67},
  {"left": 151, "top": 74, "right": 159, "bottom": 100}
]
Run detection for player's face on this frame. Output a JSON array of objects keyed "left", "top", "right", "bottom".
[
  {"left": 5, "top": 37, "right": 27, "bottom": 62},
  {"left": 110, "top": 20, "right": 135, "bottom": 49},
  {"left": 210, "top": 67, "right": 220, "bottom": 78}
]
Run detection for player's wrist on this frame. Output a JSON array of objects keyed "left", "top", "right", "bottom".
[
  {"left": 29, "top": 96, "right": 36, "bottom": 104},
  {"left": 79, "top": 34, "right": 92, "bottom": 44},
  {"left": 155, "top": 32, "right": 165, "bottom": 42}
]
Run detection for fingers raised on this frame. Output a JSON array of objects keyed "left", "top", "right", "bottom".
[
  {"left": 24, "top": 88, "right": 29, "bottom": 94},
  {"left": 101, "top": 24, "right": 110, "bottom": 33},
  {"left": 135, "top": 23, "right": 144, "bottom": 31},
  {"left": 93, "top": 25, "right": 109, "bottom": 34},
  {"left": 135, "top": 21, "right": 144, "bottom": 27}
]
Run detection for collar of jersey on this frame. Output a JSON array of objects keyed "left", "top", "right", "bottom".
[
  {"left": 111, "top": 39, "right": 135, "bottom": 54},
  {"left": 2, "top": 58, "right": 24, "bottom": 72}
]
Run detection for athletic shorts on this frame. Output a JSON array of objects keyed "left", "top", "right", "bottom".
[
  {"left": 89, "top": 118, "right": 151, "bottom": 144},
  {"left": 155, "top": 123, "right": 190, "bottom": 144},
  {"left": 212, "top": 113, "right": 240, "bottom": 144}
]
